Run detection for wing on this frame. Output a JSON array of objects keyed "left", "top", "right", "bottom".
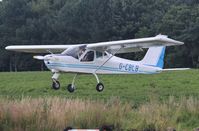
[
  {"left": 87, "top": 35, "right": 184, "bottom": 54},
  {"left": 5, "top": 45, "right": 75, "bottom": 53},
  {"left": 5, "top": 35, "right": 184, "bottom": 54}
]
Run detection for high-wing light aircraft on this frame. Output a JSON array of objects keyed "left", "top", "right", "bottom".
[{"left": 5, "top": 35, "right": 186, "bottom": 93}]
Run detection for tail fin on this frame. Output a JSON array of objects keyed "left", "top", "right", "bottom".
[{"left": 141, "top": 46, "right": 166, "bottom": 69}]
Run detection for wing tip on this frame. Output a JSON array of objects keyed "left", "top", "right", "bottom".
[
  {"left": 5, "top": 46, "right": 11, "bottom": 50},
  {"left": 155, "top": 34, "right": 184, "bottom": 45}
]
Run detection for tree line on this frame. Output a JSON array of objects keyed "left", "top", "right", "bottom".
[{"left": 0, "top": 0, "right": 199, "bottom": 71}]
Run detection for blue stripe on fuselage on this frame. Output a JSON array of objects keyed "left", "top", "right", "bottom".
[{"left": 46, "top": 62, "right": 156, "bottom": 74}]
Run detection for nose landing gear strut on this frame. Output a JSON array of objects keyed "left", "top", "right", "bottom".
[{"left": 52, "top": 72, "right": 60, "bottom": 90}]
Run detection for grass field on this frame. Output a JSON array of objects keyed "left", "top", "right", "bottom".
[
  {"left": 0, "top": 69, "right": 199, "bottom": 130},
  {"left": 0, "top": 69, "right": 199, "bottom": 103}
]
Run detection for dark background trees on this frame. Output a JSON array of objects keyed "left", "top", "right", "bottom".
[{"left": 0, "top": 0, "right": 198, "bottom": 71}]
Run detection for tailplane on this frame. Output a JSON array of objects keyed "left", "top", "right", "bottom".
[
  {"left": 141, "top": 46, "right": 166, "bottom": 69},
  {"left": 162, "top": 68, "right": 190, "bottom": 71}
]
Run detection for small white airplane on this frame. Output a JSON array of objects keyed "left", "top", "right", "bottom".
[{"left": 5, "top": 34, "right": 187, "bottom": 93}]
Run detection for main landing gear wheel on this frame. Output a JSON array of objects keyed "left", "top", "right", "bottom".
[
  {"left": 96, "top": 83, "right": 104, "bottom": 92},
  {"left": 67, "top": 84, "right": 75, "bottom": 93},
  {"left": 52, "top": 80, "right": 60, "bottom": 90}
]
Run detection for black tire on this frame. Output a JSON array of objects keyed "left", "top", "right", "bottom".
[
  {"left": 67, "top": 84, "right": 75, "bottom": 93},
  {"left": 52, "top": 80, "right": 60, "bottom": 90},
  {"left": 96, "top": 83, "right": 104, "bottom": 92}
]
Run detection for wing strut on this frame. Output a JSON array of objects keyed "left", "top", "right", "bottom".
[{"left": 94, "top": 46, "right": 123, "bottom": 73}]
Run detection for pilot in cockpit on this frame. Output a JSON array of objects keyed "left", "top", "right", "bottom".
[{"left": 78, "top": 46, "right": 86, "bottom": 58}]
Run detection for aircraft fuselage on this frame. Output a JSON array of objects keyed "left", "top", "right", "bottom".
[{"left": 44, "top": 53, "right": 162, "bottom": 75}]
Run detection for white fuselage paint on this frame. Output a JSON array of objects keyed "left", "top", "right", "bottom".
[{"left": 44, "top": 53, "right": 162, "bottom": 75}]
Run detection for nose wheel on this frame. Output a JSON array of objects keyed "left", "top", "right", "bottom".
[{"left": 52, "top": 79, "right": 60, "bottom": 90}]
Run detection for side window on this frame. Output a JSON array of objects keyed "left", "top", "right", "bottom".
[
  {"left": 96, "top": 51, "right": 103, "bottom": 58},
  {"left": 81, "top": 51, "right": 94, "bottom": 62}
]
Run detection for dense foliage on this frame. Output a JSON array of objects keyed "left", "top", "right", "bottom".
[{"left": 0, "top": 0, "right": 199, "bottom": 71}]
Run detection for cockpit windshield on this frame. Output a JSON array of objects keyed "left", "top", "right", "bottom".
[{"left": 61, "top": 45, "right": 86, "bottom": 59}]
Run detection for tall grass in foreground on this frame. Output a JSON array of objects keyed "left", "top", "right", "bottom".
[{"left": 0, "top": 97, "right": 199, "bottom": 131}]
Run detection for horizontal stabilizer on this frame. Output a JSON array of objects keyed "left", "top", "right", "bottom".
[{"left": 162, "top": 68, "right": 190, "bottom": 71}]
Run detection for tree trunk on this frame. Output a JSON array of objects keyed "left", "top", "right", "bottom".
[
  {"left": 9, "top": 57, "right": 12, "bottom": 72},
  {"left": 14, "top": 53, "right": 17, "bottom": 72},
  {"left": 41, "top": 62, "right": 44, "bottom": 71}
]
